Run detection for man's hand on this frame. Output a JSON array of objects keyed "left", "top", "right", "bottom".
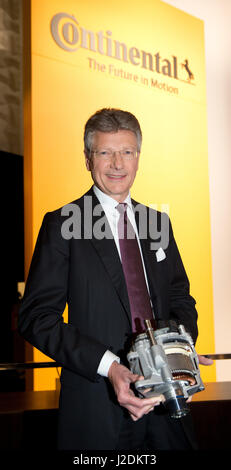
[
  {"left": 108, "top": 361, "right": 163, "bottom": 421},
  {"left": 198, "top": 354, "right": 214, "bottom": 366}
]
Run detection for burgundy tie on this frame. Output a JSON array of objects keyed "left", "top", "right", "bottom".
[{"left": 117, "top": 203, "right": 153, "bottom": 334}]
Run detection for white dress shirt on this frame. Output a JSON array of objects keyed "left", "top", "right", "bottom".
[{"left": 93, "top": 185, "right": 153, "bottom": 377}]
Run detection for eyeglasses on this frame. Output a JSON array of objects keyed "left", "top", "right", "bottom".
[{"left": 91, "top": 148, "right": 138, "bottom": 161}]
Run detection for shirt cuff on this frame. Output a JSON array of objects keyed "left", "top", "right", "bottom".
[{"left": 97, "top": 350, "right": 120, "bottom": 377}]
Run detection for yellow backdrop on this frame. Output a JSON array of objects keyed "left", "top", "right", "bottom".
[{"left": 24, "top": 0, "right": 216, "bottom": 390}]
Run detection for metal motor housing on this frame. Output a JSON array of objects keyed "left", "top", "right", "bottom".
[{"left": 127, "top": 320, "right": 204, "bottom": 418}]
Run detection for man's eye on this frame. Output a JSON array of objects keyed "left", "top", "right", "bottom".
[{"left": 122, "top": 150, "right": 134, "bottom": 157}]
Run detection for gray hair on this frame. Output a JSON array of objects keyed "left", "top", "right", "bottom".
[{"left": 84, "top": 108, "right": 142, "bottom": 155}]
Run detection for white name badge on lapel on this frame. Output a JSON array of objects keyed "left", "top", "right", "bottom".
[{"left": 156, "top": 247, "right": 166, "bottom": 262}]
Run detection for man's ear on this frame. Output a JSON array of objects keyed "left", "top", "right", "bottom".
[
  {"left": 136, "top": 152, "right": 140, "bottom": 171},
  {"left": 84, "top": 150, "right": 91, "bottom": 171}
]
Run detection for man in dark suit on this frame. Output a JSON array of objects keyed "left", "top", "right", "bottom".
[{"left": 18, "top": 108, "right": 210, "bottom": 450}]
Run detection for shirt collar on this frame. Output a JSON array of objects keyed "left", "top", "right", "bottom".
[{"left": 93, "top": 185, "right": 132, "bottom": 211}]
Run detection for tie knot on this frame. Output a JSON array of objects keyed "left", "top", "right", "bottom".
[{"left": 117, "top": 203, "right": 127, "bottom": 215}]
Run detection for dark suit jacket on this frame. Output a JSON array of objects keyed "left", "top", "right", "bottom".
[{"left": 18, "top": 186, "right": 198, "bottom": 449}]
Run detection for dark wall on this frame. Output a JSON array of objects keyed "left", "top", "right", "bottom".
[{"left": 0, "top": 150, "right": 25, "bottom": 389}]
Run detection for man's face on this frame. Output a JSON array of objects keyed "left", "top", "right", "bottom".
[{"left": 85, "top": 130, "right": 140, "bottom": 202}]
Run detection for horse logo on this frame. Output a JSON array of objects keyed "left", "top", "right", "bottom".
[{"left": 181, "top": 59, "right": 194, "bottom": 83}]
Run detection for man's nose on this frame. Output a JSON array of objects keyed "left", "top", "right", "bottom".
[{"left": 110, "top": 151, "right": 124, "bottom": 169}]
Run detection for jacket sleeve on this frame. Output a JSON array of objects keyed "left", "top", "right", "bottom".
[
  {"left": 167, "top": 217, "right": 198, "bottom": 344},
  {"left": 18, "top": 211, "right": 108, "bottom": 382}
]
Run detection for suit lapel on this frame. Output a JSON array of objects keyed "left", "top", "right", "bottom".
[
  {"left": 85, "top": 188, "right": 132, "bottom": 326},
  {"left": 133, "top": 199, "right": 162, "bottom": 320},
  {"left": 139, "top": 237, "right": 163, "bottom": 319}
]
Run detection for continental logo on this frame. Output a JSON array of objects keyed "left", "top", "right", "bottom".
[{"left": 50, "top": 12, "right": 195, "bottom": 86}]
